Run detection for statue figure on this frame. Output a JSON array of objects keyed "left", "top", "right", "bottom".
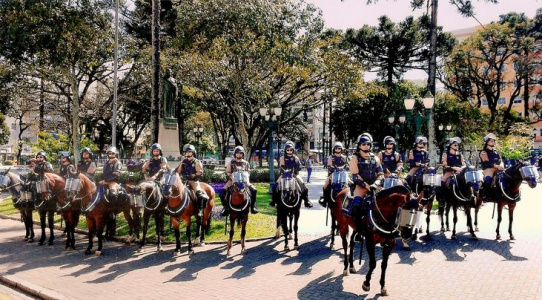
[{"left": 162, "top": 69, "right": 177, "bottom": 119}]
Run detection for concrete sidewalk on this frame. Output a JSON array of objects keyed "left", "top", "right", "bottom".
[{"left": 1, "top": 169, "right": 542, "bottom": 299}]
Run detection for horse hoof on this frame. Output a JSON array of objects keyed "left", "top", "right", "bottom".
[
  {"left": 343, "top": 270, "right": 348, "bottom": 276},
  {"left": 174, "top": 250, "right": 181, "bottom": 256},
  {"left": 362, "top": 282, "right": 370, "bottom": 292},
  {"left": 496, "top": 235, "right": 501, "bottom": 240},
  {"left": 193, "top": 237, "right": 200, "bottom": 246},
  {"left": 471, "top": 235, "right": 478, "bottom": 241},
  {"left": 380, "top": 287, "right": 388, "bottom": 296},
  {"left": 284, "top": 245, "right": 290, "bottom": 251},
  {"left": 157, "top": 246, "right": 163, "bottom": 252},
  {"left": 451, "top": 235, "right": 457, "bottom": 240},
  {"left": 475, "top": 227, "right": 480, "bottom": 232},
  {"left": 294, "top": 245, "right": 299, "bottom": 251},
  {"left": 226, "top": 250, "right": 231, "bottom": 256},
  {"left": 189, "top": 250, "right": 195, "bottom": 255},
  {"left": 241, "top": 248, "right": 246, "bottom": 255},
  {"left": 61, "top": 233, "right": 67, "bottom": 238},
  {"left": 440, "top": 227, "right": 445, "bottom": 232},
  {"left": 84, "top": 250, "right": 92, "bottom": 255},
  {"left": 38, "top": 241, "right": 44, "bottom": 246},
  {"left": 48, "top": 241, "right": 54, "bottom": 246},
  {"left": 510, "top": 235, "right": 515, "bottom": 240},
  {"left": 288, "top": 234, "right": 292, "bottom": 240},
  {"left": 329, "top": 243, "right": 334, "bottom": 250},
  {"left": 95, "top": 251, "right": 102, "bottom": 257},
  {"left": 402, "top": 246, "right": 411, "bottom": 251},
  {"left": 446, "top": 227, "right": 450, "bottom": 232},
  {"left": 27, "top": 238, "right": 34, "bottom": 243},
  {"left": 349, "top": 267, "right": 356, "bottom": 274}
]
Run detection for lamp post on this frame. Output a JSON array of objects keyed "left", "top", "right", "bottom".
[
  {"left": 260, "top": 105, "right": 282, "bottom": 193},
  {"left": 438, "top": 124, "right": 452, "bottom": 161},
  {"left": 193, "top": 126, "right": 203, "bottom": 158},
  {"left": 404, "top": 95, "right": 434, "bottom": 138},
  {"left": 388, "top": 114, "right": 406, "bottom": 152}
]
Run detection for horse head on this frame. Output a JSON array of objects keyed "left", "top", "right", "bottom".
[
  {"left": 138, "top": 180, "right": 163, "bottom": 210},
  {"left": 518, "top": 162, "right": 539, "bottom": 189},
  {"left": 0, "top": 168, "right": 13, "bottom": 190},
  {"left": 162, "top": 169, "right": 182, "bottom": 198},
  {"left": 371, "top": 185, "right": 411, "bottom": 239}
]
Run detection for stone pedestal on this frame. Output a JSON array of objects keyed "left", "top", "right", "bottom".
[{"left": 158, "top": 118, "right": 181, "bottom": 160}]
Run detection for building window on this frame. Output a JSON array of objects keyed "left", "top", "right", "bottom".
[
  {"left": 307, "top": 118, "right": 313, "bottom": 125},
  {"left": 481, "top": 99, "right": 488, "bottom": 106},
  {"left": 497, "top": 97, "right": 506, "bottom": 105},
  {"left": 513, "top": 98, "right": 522, "bottom": 104}
]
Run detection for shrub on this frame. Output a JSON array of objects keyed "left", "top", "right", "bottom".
[{"left": 3, "top": 160, "right": 14, "bottom": 166}]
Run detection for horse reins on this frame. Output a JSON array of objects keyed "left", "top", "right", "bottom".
[{"left": 369, "top": 195, "right": 400, "bottom": 236}]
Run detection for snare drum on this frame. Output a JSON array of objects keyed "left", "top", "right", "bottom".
[
  {"left": 422, "top": 173, "right": 441, "bottom": 187},
  {"left": 465, "top": 170, "right": 483, "bottom": 184},
  {"left": 383, "top": 177, "right": 400, "bottom": 189}
]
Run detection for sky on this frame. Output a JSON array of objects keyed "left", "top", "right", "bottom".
[
  {"left": 304, "top": 0, "right": 540, "bottom": 81},
  {"left": 305, "top": 0, "right": 540, "bottom": 32}
]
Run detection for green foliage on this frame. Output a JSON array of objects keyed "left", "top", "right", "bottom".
[
  {"left": 0, "top": 113, "right": 9, "bottom": 145},
  {"left": 203, "top": 167, "right": 280, "bottom": 183},
  {"left": 497, "top": 123, "right": 534, "bottom": 161},
  {"left": 32, "top": 132, "right": 70, "bottom": 160}
]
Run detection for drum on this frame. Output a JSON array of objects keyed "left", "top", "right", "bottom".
[
  {"left": 520, "top": 165, "right": 539, "bottom": 180},
  {"left": 383, "top": 177, "right": 401, "bottom": 189},
  {"left": 422, "top": 173, "right": 441, "bottom": 187},
  {"left": 35, "top": 179, "right": 48, "bottom": 194},
  {"left": 65, "top": 178, "right": 82, "bottom": 192},
  {"left": 465, "top": 170, "right": 483, "bottom": 184}
]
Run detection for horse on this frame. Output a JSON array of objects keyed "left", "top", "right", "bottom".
[
  {"left": 482, "top": 161, "right": 538, "bottom": 240},
  {"left": 272, "top": 170, "right": 302, "bottom": 251},
  {"left": 223, "top": 170, "right": 252, "bottom": 256},
  {"left": 323, "top": 168, "right": 349, "bottom": 249},
  {"left": 332, "top": 185, "right": 413, "bottom": 296},
  {"left": 0, "top": 169, "right": 35, "bottom": 242},
  {"left": 404, "top": 165, "right": 438, "bottom": 245},
  {"left": 58, "top": 172, "right": 97, "bottom": 250},
  {"left": 31, "top": 172, "right": 66, "bottom": 246},
  {"left": 162, "top": 169, "right": 214, "bottom": 254},
  {"left": 441, "top": 166, "right": 483, "bottom": 240},
  {"left": 137, "top": 178, "right": 167, "bottom": 251}
]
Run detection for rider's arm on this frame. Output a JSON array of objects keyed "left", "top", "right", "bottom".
[
  {"left": 374, "top": 157, "right": 384, "bottom": 186},
  {"left": 225, "top": 160, "right": 232, "bottom": 181},
  {"left": 395, "top": 153, "right": 404, "bottom": 172},
  {"left": 327, "top": 156, "right": 335, "bottom": 174},
  {"left": 142, "top": 161, "right": 151, "bottom": 180},
  {"left": 350, "top": 155, "right": 365, "bottom": 187},
  {"left": 161, "top": 157, "right": 170, "bottom": 170},
  {"left": 408, "top": 150, "right": 418, "bottom": 168},
  {"left": 294, "top": 156, "right": 301, "bottom": 175},
  {"left": 193, "top": 160, "right": 204, "bottom": 180}
]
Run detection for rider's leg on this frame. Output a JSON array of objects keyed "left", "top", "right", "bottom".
[
  {"left": 249, "top": 185, "right": 258, "bottom": 214},
  {"left": 193, "top": 181, "right": 209, "bottom": 217},
  {"left": 297, "top": 177, "right": 312, "bottom": 208},
  {"left": 220, "top": 182, "right": 231, "bottom": 216},
  {"left": 353, "top": 187, "right": 367, "bottom": 242},
  {"left": 269, "top": 177, "right": 280, "bottom": 207},
  {"left": 320, "top": 178, "right": 331, "bottom": 207},
  {"left": 482, "top": 175, "right": 492, "bottom": 200}
]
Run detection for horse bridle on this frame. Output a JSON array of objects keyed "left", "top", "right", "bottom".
[{"left": 369, "top": 194, "right": 401, "bottom": 236}]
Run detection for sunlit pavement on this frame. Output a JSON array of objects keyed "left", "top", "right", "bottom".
[{"left": 1, "top": 167, "right": 541, "bottom": 299}]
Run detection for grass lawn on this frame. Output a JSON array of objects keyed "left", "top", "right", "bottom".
[{"left": 0, "top": 183, "right": 277, "bottom": 243}]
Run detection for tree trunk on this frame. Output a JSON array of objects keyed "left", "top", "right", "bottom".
[
  {"left": 71, "top": 70, "right": 80, "bottom": 166},
  {"left": 151, "top": 0, "right": 160, "bottom": 144},
  {"left": 427, "top": 0, "right": 438, "bottom": 96}
]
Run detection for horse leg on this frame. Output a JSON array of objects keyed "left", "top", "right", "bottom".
[
  {"left": 465, "top": 206, "right": 477, "bottom": 240},
  {"left": 132, "top": 208, "right": 141, "bottom": 240},
  {"left": 174, "top": 226, "right": 181, "bottom": 254},
  {"left": 451, "top": 204, "right": 458, "bottom": 240},
  {"left": 508, "top": 203, "right": 516, "bottom": 240},
  {"left": 123, "top": 209, "right": 134, "bottom": 244},
  {"left": 293, "top": 211, "right": 300, "bottom": 250},
  {"left": 280, "top": 211, "right": 290, "bottom": 251},
  {"left": 38, "top": 210, "right": 46, "bottom": 245},
  {"left": 156, "top": 212, "right": 164, "bottom": 251},
  {"left": 340, "top": 226, "right": 351, "bottom": 276},
  {"left": 85, "top": 218, "right": 95, "bottom": 255},
  {"left": 329, "top": 210, "right": 336, "bottom": 249},
  {"left": 288, "top": 214, "right": 293, "bottom": 240},
  {"left": 362, "top": 234, "right": 377, "bottom": 293},
  {"left": 474, "top": 205, "right": 480, "bottom": 232},
  {"left": 496, "top": 202, "right": 504, "bottom": 240},
  {"left": 47, "top": 211, "right": 54, "bottom": 245},
  {"left": 348, "top": 233, "right": 356, "bottom": 274},
  {"left": 96, "top": 218, "right": 105, "bottom": 256},
  {"left": 378, "top": 240, "right": 395, "bottom": 296},
  {"left": 186, "top": 219, "right": 193, "bottom": 254},
  {"left": 445, "top": 202, "right": 451, "bottom": 231},
  {"left": 26, "top": 210, "right": 35, "bottom": 242},
  {"left": 275, "top": 215, "right": 281, "bottom": 239},
  {"left": 240, "top": 217, "right": 247, "bottom": 254},
  {"left": 139, "top": 210, "right": 151, "bottom": 250},
  {"left": 227, "top": 216, "right": 234, "bottom": 256},
  {"left": 425, "top": 204, "right": 432, "bottom": 239}
]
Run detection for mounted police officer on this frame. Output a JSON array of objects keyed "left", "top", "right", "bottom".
[
  {"left": 220, "top": 146, "right": 258, "bottom": 216},
  {"left": 479, "top": 133, "right": 504, "bottom": 200},
  {"left": 175, "top": 144, "right": 208, "bottom": 217},
  {"left": 441, "top": 137, "right": 465, "bottom": 186},
  {"left": 142, "top": 143, "right": 169, "bottom": 181},
  {"left": 77, "top": 147, "right": 97, "bottom": 180},
  {"left": 31, "top": 150, "right": 53, "bottom": 182},
  {"left": 319, "top": 141, "right": 349, "bottom": 208},
  {"left": 271, "top": 141, "right": 313, "bottom": 208},
  {"left": 58, "top": 151, "right": 76, "bottom": 179},
  {"left": 377, "top": 136, "right": 403, "bottom": 175},
  {"left": 405, "top": 136, "right": 430, "bottom": 187},
  {"left": 349, "top": 133, "right": 384, "bottom": 242},
  {"left": 99, "top": 146, "right": 122, "bottom": 202}
]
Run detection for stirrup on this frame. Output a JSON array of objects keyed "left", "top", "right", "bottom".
[
  {"left": 354, "top": 232, "right": 363, "bottom": 243},
  {"left": 251, "top": 207, "right": 259, "bottom": 214},
  {"left": 304, "top": 200, "right": 313, "bottom": 208},
  {"left": 221, "top": 209, "right": 229, "bottom": 217}
]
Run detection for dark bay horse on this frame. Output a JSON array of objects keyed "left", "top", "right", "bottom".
[
  {"left": 326, "top": 168, "right": 349, "bottom": 249},
  {"left": 60, "top": 173, "right": 94, "bottom": 250},
  {"left": 483, "top": 162, "right": 538, "bottom": 240},
  {"left": 273, "top": 171, "right": 302, "bottom": 251},
  {"left": 34, "top": 172, "right": 66, "bottom": 246},
  {"left": 137, "top": 179, "right": 167, "bottom": 251},
  {"left": 332, "top": 185, "right": 412, "bottom": 296},
  {"left": 0, "top": 169, "right": 35, "bottom": 242},
  {"left": 405, "top": 165, "right": 438, "bottom": 245},
  {"left": 225, "top": 170, "right": 251, "bottom": 256},
  {"left": 162, "top": 169, "right": 214, "bottom": 254},
  {"left": 442, "top": 166, "right": 483, "bottom": 240}
]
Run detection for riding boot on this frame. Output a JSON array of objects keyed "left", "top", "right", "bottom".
[
  {"left": 302, "top": 187, "right": 313, "bottom": 208},
  {"left": 269, "top": 183, "right": 277, "bottom": 207},
  {"left": 405, "top": 175, "right": 413, "bottom": 188},
  {"left": 481, "top": 176, "right": 492, "bottom": 201},
  {"left": 249, "top": 186, "right": 258, "bottom": 214},
  {"left": 220, "top": 189, "right": 230, "bottom": 217},
  {"left": 319, "top": 187, "right": 330, "bottom": 208},
  {"left": 196, "top": 190, "right": 209, "bottom": 217}
]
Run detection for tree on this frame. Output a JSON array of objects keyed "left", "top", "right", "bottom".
[
  {"left": 167, "top": 0, "right": 365, "bottom": 159},
  {"left": 345, "top": 15, "right": 455, "bottom": 90},
  {"left": 442, "top": 19, "right": 534, "bottom": 125}
]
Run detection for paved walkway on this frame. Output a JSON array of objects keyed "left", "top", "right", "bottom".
[{"left": 1, "top": 168, "right": 542, "bottom": 299}]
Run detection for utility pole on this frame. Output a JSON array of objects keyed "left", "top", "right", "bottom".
[{"left": 151, "top": 0, "right": 160, "bottom": 144}]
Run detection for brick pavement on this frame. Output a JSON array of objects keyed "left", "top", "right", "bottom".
[{"left": 1, "top": 168, "right": 541, "bottom": 299}]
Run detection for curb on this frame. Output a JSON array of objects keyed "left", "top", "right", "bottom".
[{"left": 0, "top": 274, "right": 67, "bottom": 300}]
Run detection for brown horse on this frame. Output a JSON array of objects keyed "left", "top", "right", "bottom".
[
  {"left": 81, "top": 178, "right": 110, "bottom": 256},
  {"left": 224, "top": 170, "right": 251, "bottom": 256},
  {"left": 482, "top": 162, "right": 538, "bottom": 240},
  {"left": 333, "top": 185, "right": 412, "bottom": 296},
  {"left": 0, "top": 169, "right": 35, "bottom": 242},
  {"left": 162, "top": 169, "right": 214, "bottom": 254},
  {"left": 33, "top": 172, "right": 66, "bottom": 246},
  {"left": 137, "top": 180, "right": 167, "bottom": 251},
  {"left": 60, "top": 173, "right": 95, "bottom": 250}
]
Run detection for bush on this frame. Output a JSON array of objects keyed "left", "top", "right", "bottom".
[
  {"left": 2, "top": 160, "right": 14, "bottom": 166},
  {"left": 203, "top": 167, "right": 280, "bottom": 183},
  {"left": 94, "top": 170, "right": 144, "bottom": 183}
]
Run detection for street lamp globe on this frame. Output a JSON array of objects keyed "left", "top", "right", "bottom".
[
  {"left": 404, "top": 98, "right": 416, "bottom": 110},
  {"left": 422, "top": 94, "right": 435, "bottom": 109},
  {"left": 399, "top": 115, "right": 406, "bottom": 123},
  {"left": 388, "top": 115, "right": 395, "bottom": 124}
]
